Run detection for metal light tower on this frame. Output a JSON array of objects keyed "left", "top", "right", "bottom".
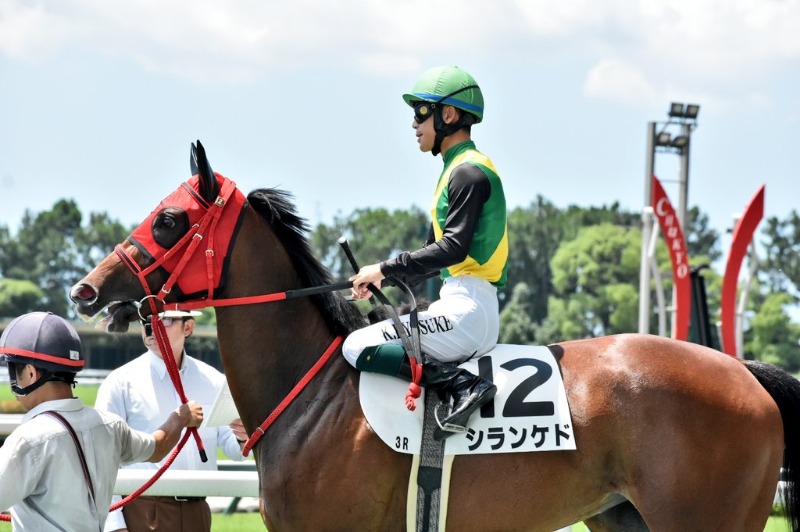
[{"left": 639, "top": 102, "right": 700, "bottom": 336}]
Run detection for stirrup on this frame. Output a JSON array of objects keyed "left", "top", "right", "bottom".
[{"left": 433, "top": 402, "right": 467, "bottom": 434}]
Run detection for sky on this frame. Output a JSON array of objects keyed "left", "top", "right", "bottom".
[{"left": 0, "top": 0, "right": 798, "bottom": 277}]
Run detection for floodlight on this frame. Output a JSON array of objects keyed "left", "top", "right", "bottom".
[
  {"left": 656, "top": 131, "right": 672, "bottom": 146},
  {"left": 685, "top": 104, "right": 700, "bottom": 120},
  {"left": 671, "top": 135, "right": 689, "bottom": 148},
  {"left": 669, "top": 102, "right": 685, "bottom": 118}
]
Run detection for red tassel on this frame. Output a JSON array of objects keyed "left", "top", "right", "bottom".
[
  {"left": 405, "top": 359, "right": 423, "bottom": 410},
  {"left": 405, "top": 383, "right": 422, "bottom": 410}
]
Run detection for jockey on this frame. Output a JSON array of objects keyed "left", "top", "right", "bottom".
[{"left": 343, "top": 65, "right": 508, "bottom": 439}]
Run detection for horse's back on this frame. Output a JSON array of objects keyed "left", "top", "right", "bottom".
[
  {"left": 550, "top": 333, "right": 783, "bottom": 531},
  {"left": 556, "top": 333, "right": 781, "bottom": 429}
]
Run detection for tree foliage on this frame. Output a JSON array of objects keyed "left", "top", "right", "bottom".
[
  {"left": 762, "top": 210, "right": 800, "bottom": 295},
  {"left": 310, "top": 206, "right": 435, "bottom": 304},
  {"left": 745, "top": 292, "right": 800, "bottom": 370},
  {"left": 0, "top": 200, "right": 130, "bottom": 317},
  {"left": 498, "top": 282, "right": 538, "bottom": 344},
  {"left": 0, "top": 279, "right": 46, "bottom": 317},
  {"left": 548, "top": 223, "right": 641, "bottom": 338}
]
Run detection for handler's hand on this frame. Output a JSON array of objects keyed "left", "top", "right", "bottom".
[
  {"left": 349, "top": 264, "right": 384, "bottom": 299},
  {"left": 176, "top": 400, "right": 204, "bottom": 428},
  {"left": 229, "top": 418, "right": 247, "bottom": 442}
]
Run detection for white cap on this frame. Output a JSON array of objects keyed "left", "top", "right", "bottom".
[{"left": 158, "top": 309, "right": 203, "bottom": 319}]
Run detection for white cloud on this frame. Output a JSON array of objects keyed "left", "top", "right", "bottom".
[
  {"left": 0, "top": 1, "right": 73, "bottom": 61},
  {"left": 583, "top": 58, "right": 658, "bottom": 104},
  {"left": 1, "top": 0, "right": 798, "bottom": 102}
]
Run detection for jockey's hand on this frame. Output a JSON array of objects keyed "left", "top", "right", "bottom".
[{"left": 349, "top": 264, "right": 384, "bottom": 299}]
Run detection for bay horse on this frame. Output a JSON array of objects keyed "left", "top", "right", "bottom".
[{"left": 71, "top": 142, "right": 799, "bottom": 531}]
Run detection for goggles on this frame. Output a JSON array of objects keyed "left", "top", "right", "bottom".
[
  {"left": 140, "top": 316, "right": 182, "bottom": 337},
  {"left": 413, "top": 101, "right": 435, "bottom": 124},
  {"left": 411, "top": 84, "right": 480, "bottom": 125}
]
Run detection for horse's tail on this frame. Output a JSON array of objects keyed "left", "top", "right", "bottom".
[{"left": 744, "top": 360, "right": 800, "bottom": 531}]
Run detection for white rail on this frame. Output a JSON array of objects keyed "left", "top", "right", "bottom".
[
  {"left": 113, "top": 469, "right": 258, "bottom": 497},
  {"left": 0, "top": 414, "right": 22, "bottom": 436}
]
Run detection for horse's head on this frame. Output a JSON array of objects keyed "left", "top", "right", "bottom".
[{"left": 70, "top": 141, "right": 247, "bottom": 331}]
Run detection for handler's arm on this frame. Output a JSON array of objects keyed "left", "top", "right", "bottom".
[{"left": 147, "top": 401, "right": 203, "bottom": 462}]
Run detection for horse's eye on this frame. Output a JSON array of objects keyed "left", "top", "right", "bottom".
[{"left": 151, "top": 208, "right": 189, "bottom": 248}]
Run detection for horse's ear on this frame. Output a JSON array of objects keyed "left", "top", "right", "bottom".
[
  {"left": 190, "top": 142, "right": 199, "bottom": 176},
  {"left": 194, "top": 140, "right": 219, "bottom": 201}
]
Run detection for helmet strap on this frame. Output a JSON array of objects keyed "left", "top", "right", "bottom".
[
  {"left": 429, "top": 84, "right": 479, "bottom": 156},
  {"left": 431, "top": 105, "right": 477, "bottom": 156},
  {"left": 8, "top": 362, "right": 74, "bottom": 397}
]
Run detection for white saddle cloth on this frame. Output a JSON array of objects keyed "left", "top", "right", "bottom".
[{"left": 359, "top": 344, "right": 576, "bottom": 455}]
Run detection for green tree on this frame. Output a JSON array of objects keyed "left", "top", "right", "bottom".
[
  {"left": 311, "top": 206, "right": 432, "bottom": 303},
  {"left": 504, "top": 199, "right": 640, "bottom": 322},
  {"left": 505, "top": 197, "right": 563, "bottom": 323},
  {"left": 686, "top": 206, "right": 722, "bottom": 263},
  {"left": 548, "top": 223, "right": 641, "bottom": 338},
  {"left": 75, "top": 212, "right": 132, "bottom": 270},
  {"left": 0, "top": 200, "right": 83, "bottom": 315},
  {"left": 745, "top": 292, "right": 800, "bottom": 370},
  {"left": 0, "top": 201, "right": 132, "bottom": 316},
  {"left": 762, "top": 210, "right": 800, "bottom": 294},
  {"left": 0, "top": 279, "right": 46, "bottom": 318},
  {"left": 498, "top": 282, "right": 538, "bottom": 344}
]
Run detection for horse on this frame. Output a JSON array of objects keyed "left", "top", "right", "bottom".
[{"left": 70, "top": 141, "right": 800, "bottom": 531}]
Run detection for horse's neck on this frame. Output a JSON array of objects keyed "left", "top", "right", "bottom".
[
  {"left": 216, "top": 209, "right": 364, "bottom": 462},
  {"left": 217, "top": 301, "right": 357, "bottom": 446}
]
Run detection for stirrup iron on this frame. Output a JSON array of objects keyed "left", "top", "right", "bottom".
[{"left": 434, "top": 402, "right": 467, "bottom": 434}]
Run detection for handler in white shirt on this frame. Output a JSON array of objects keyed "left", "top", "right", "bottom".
[{"left": 95, "top": 310, "right": 247, "bottom": 532}]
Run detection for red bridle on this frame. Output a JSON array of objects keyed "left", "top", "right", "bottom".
[{"left": 115, "top": 175, "right": 344, "bottom": 457}]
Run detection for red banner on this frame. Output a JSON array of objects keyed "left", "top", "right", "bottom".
[
  {"left": 720, "top": 185, "right": 765, "bottom": 356},
  {"left": 651, "top": 176, "right": 691, "bottom": 341}
]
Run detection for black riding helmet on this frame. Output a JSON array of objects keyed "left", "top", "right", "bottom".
[{"left": 0, "top": 312, "right": 84, "bottom": 396}]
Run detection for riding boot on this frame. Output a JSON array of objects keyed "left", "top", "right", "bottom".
[
  {"left": 398, "top": 355, "right": 497, "bottom": 440},
  {"left": 436, "top": 365, "right": 497, "bottom": 438},
  {"left": 356, "top": 344, "right": 496, "bottom": 439}
]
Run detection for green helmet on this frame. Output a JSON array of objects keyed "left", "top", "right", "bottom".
[{"left": 402, "top": 66, "right": 484, "bottom": 123}]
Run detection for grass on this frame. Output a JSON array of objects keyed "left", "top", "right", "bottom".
[
  {"left": 0, "top": 383, "right": 99, "bottom": 413},
  {"left": 210, "top": 512, "right": 266, "bottom": 531},
  {"left": 1, "top": 511, "right": 267, "bottom": 531}
]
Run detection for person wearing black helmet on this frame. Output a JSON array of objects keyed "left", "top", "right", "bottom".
[
  {"left": 0, "top": 312, "right": 204, "bottom": 531},
  {"left": 343, "top": 66, "right": 508, "bottom": 439}
]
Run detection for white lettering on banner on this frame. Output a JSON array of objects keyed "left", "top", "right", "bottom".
[{"left": 654, "top": 197, "right": 689, "bottom": 279}]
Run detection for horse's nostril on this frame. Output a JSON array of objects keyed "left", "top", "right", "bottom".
[{"left": 72, "top": 284, "right": 97, "bottom": 302}]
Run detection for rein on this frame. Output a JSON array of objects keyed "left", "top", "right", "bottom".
[{"left": 241, "top": 335, "right": 343, "bottom": 457}]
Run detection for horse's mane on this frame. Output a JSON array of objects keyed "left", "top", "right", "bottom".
[{"left": 246, "top": 188, "right": 366, "bottom": 336}]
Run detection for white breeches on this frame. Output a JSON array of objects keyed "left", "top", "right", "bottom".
[{"left": 342, "top": 275, "right": 499, "bottom": 365}]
